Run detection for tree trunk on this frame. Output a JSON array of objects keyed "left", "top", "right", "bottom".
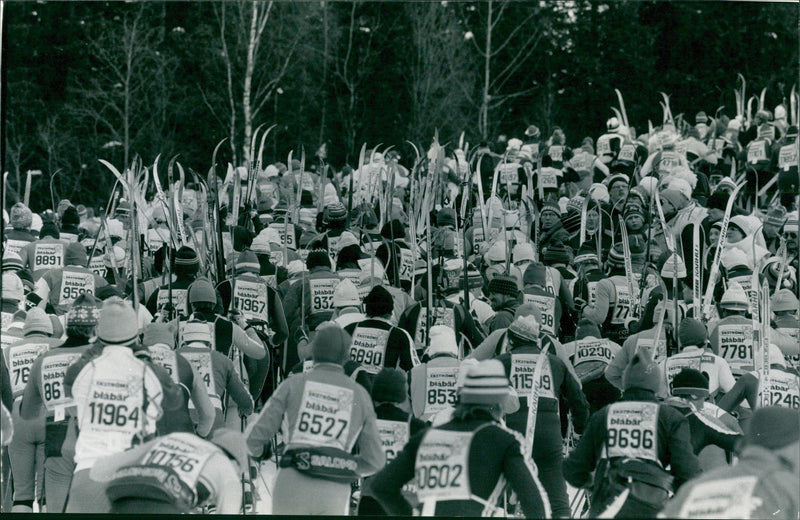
[
  {"left": 480, "top": 0, "right": 493, "bottom": 141},
  {"left": 319, "top": 0, "right": 329, "bottom": 147},
  {"left": 242, "top": 0, "right": 260, "bottom": 167}
]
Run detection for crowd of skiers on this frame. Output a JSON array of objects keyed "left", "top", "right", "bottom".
[{"left": 1, "top": 92, "right": 799, "bottom": 518}]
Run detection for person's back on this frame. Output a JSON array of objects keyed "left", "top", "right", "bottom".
[
  {"left": 409, "top": 326, "right": 461, "bottom": 422},
  {"left": 662, "top": 406, "right": 799, "bottom": 520}
]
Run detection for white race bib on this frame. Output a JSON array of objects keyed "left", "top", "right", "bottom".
[
  {"left": 139, "top": 433, "right": 216, "bottom": 492},
  {"left": 181, "top": 351, "right": 220, "bottom": 409},
  {"left": 509, "top": 353, "right": 555, "bottom": 399},
  {"left": 7, "top": 343, "right": 49, "bottom": 396},
  {"left": 611, "top": 283, "right": 632, "bottom": 325},
  {"left": 522, "top": 293, "right": 556, "bottom": 335},
  {"left": 40, "top": 351, "right": 83, "bottom": 413},
  {"left": 399, "top": 248, "right": 414, "bottom": 282},
  {"left": 679, "top": 476, "right": 760, "bottom": 519},
  {"left": 717, "top": 324, "right": 753, "bottom": 374},
  {"left": 747, "top": 141, "right": 767, "bottom": 163},
  {"left": 597, "top": 138, "right": 611, "bottom": 156},
  {"left": 767, "top": 370, "right": 800, "bottom": 409},
  {"left": 233, "top": 279, "right": 268, "bottom": 322},
  {"left": 349, "top": 326, "right": 389, "bottom": 374},
  {"left": 423, "top": 366, "right": 460, "bottom": 416},
  {"left": 292, "top": 381, "right": 354, "bottom": 450},
  {"left": 548, "top": 146, "right": 563, "bottom": 163},
  {"left": 88, "top": 255, "right": 106, "bottom": 276},
  {"left": 778, "top": 145, "right": 798, "bottom": 170},
  {"left": 309, "top": 278, "right": 339, "bottom": 313},
  {"left": 157, "top": 288, "right": 188, "bottom": 316},
  {"left": 5, "top": 239, "right": 28, "bottom": 256},
  {"left": 33, "top": 243, "right": 64, "bottom": 271},
  {"left": 148, "top": 345, "right": 180, "bottom": 384},
  {"left": 605, "top": 402, "right": 659, "bottom": 462},
  {"left": 268, "top": 223, "right": 296, "bottom": 250},
  {"left": 59, "top": 270, "right": 95, "bottom": 306},
  {"left": 574, "top": 339, "right": 614, "bottom": 365},
  {"left": 618, "top": 144, "right": 636, "bottom": 162},
  {"left": 376, "top": 419, "right": 409, "bottom": 461},
  {"left": 415, "top": 307, "right": 455, "bottom": 346},
  {"left": 415, "top": 429, "right": 473, "bottom": 502}
]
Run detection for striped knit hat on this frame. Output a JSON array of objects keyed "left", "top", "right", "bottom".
[
  {"left": 235, "top": 249, "right": 261, "bottom": 275},
  {"left": 174, "top": 246, "right": 200, "bottom": 275},
  {"left": 488, "top": 275, "right": 520, "bottom": 297},
  {"left": 459, "top": 359, "right": 514, "bottom": 407},
  {"left": 574, "top": 242, "right": 599, "bottom": 265}
]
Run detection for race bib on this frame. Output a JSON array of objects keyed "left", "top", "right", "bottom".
[
  {"left": 59, "top": 270, "right": 95, "bottom": 306},
  {"left": 539, "top": 171, "right": 559, "bottom": 190},
  {"left": 522, "top": 293, "right": 556, "bottom": 335},
  {"left": 292, "top": 381, "right": 354, "bottom": 450},
  {"left": 349, "top": 326, "right": 389, "bottom": 374},
  {"left": 7, "top": 343, "right": 49, "bottom": 396},
  {"left": 33, "top": 243, "right": 64, "bottom": 271},
  {"left": 423, "top": 366, "right": 460, "bottom": 416},
  {"left": 675, "top": 141, "right": 688, "bottom": 157},
  {"left": 571, "top": 153, "right": 591, "bottom": 172},
  {"left": 268, "top": 223, "right": 296, "bottom": 250},
  {"left": 635, "top": 337, "right": 668, "bottom": 365},
  {"left": 499, "top": 163, "right": 519, "bottom": 186},
  {"left": 778, "top": 145, "right": 798, "bottom": 170},
  {"left": 1, "top": 312, "right": 14, "bottom": 332},
  {"left": 376, "top": 419, "right": 409, "bottom": 461},
  {"left": 399, "top": 248, "right": 414, "bottom": 282},
  {"left": 747, "top": 141, "right": 767, "bottom": 163},
  {"left": 605, "top": 402, "right": 659, "bottom": 462},
  {"left": 337, "top": 269, "right": 363, "bottom": 287},
  {"left": 5, "top": 239, "right": 28, "bottom": 256},
  {"left": 767, "top": 371, "right": 800, "bottom": 409},
  {"left": 40, "top": 351, "right": 83, "bottom": 413},
  {"left": 658, "top": 151, "right": 679, "bottom": 171},
  {"left": 415, "top": 429, "right": 473, "bottom": 502},
  {"left": 679, "top": 476, "right": 760, "bottom": 519},
  {"left": 88, "top": 255, "right": 106, "bottom": 276},
  {"left": 82, "top": 375, "right": 146, "bottom": 453},
  {"left": 181, "top": 351, "right": 220, "bottom": 409},
  {"left": 509, "top": 354, "right": 555, "bottom": 399},
  {"left": 140, "top": 434, "right": 215, "bottom": 491},
  {"left": 597, "top": 138, "right": 611, "bottom": 156},
  {"left": 717, "top": 324, "right": 753, "bottom": 374},
  {"left": 148, "top": 345, "right": 180, "bottom": 384},
  {"left": 309, "top": 278, "right": 339, "bottom": 313},
  {"left": 233, "top": 279, "right": 268, "bottom": 322},
  {"left": 618, "top": 144, "right": 636, "bottom": 162},
  {"left": 262, "top": 274, "right": 277, "bottom": 290},
  {"left": 415, "top": 307, "right": 455, "bottom": 346},
  {"left": 472, "top": 228, "right": 485, "bottom": 254},
  {"left": 157, "top": 288, "right": 188, "bottom": 316},
  {"left": 611, "top": 284, "right": 632, "bottom": 325},
  {"left": 548, "top": 146, "right": 563, "bottom": 163},
  {"left": 574, "top": 339, "right": 614, "bottom": 365}
]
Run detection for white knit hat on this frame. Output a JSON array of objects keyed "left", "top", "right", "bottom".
[
  {"left": 668, "top": 177, "right": 693, "bottom": 200},
  {"left": 459, "top": 360, "right": 514, "bottom": 408},
  {"left": 720, "top": 281, "right": 749, "bottom": 310},
  {"left": 660, "top": 252, "right": 687, "bottom": 278},
  {"left": 513, "top": 242, "right": 536, "bottom": 264},
  {"left": 96, "top": 297, "right": 139, "bottom": 345},
  {"left": 181, "top": 320, "right": 212, "bottom": 345},
  {"left": 427, "top": 325, "right": 458, "bottom": 357},
  {"left": 1, "top": 272, "right": 24, "bottom": 302},
  {"left": 332, "top": 279, "right": 361, "bottom": 308},
  {"left": 721, "top": 247, "right": 749, "bottom": 269}
]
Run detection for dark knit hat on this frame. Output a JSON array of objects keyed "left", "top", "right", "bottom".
[
  {"left": 174, "top": 246, "right": 200, "bottom": 275},
  {"left": 40, "top": 221, "right": 60, "bottom": 239},
  {"left": 61, "top": 206, "right": 80, "bottom": 228},
  {"left": 188, "top": 278, "right": 217, "bottom": 305},
  {"left": 540, "top": 200, "right": 561, "bottom": 217},
  {"left": 306, "top": 249, "right": 331, "bottom": 270},
  {"left": 235, "top": 249, "right": 261, "bottom": 275},
  {"left": 622, "top": 349, "right": 662, "bottom": 393},
  {"left": 607, "top": 243, "right": 626, "bottom": 268},
  {"left": 523, "top": 262, "right": 547, "bottom": 287},
  {"left": 488, "top": 275, "right": 520, "bottom": 297},
  {"left": 542, "top": 242, "right": 572, "bottom": 265},
  {"left": 746, "top": 407, "right": 800, "bottom": 450},
  {"left": 437, "top": 208, "right": 456, "bottom": 228},
  {"left": 380, "top": 220, "right": 405, "bottom": 240},
  {"left": 671, "top": 368, "right": 709, "bottom": 399},
  {"left": 371, "top": 368, "right": 407, "bottom": 403},
  {"left": 66, "top": 293, "right": 101, "bottom": 328},
  {"left": 364, "top": 285, "right": 394, "bottom": 317},
  {"left": 326, "top": 202, "right": 347, "bottom": 223},
  {"left": 574, "top": 242, "right": 599, "bottom": 265},
  {"left": 65, "top": 242, "right": 88, "bottom": 267},
  {"left": 95, "top": 284, "right": 123, "bottom": 300},
  {"left": 706, "top": 190, "right": 730, "bottom": 211},
  {"left": 766, "top": 205, "right": 787, "bottom": 228},
  {"left": 678, "top": 318, "right": 707, "bottom": 347},
  {"left": 575, "top": 318, "right": 602, "bottom": 339}
]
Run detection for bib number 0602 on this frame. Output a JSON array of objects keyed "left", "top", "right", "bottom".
[{"left": 416, "top": 463, "right": 463, "bottom": 490}]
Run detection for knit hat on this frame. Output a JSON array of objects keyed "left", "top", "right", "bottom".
[
  {"left": 488, "top": 275, "right": 519, "bottom": 297},
  {"left": 371, "top": 368, "right": 407, "bottom": 403},
  {"left": 364, "top": 285, "right": 393, "bottom": 317},
  {"left": 575, "top": 318, "right": 602, "bottom": 340},
  {"left": 695, "top": 111, "right": 708, "bottom": 124},
  {"left": 678, "top": 318, "right": 707, "bottom": 347},
  {"left": 671, "top": 368, "right": 710, "bottom": 399},
  {"left": 1, "top": 272, "right": 23, "bottom": 302},
  {"left": 64, "top": 242, "right": 88, "bottom": 267},
  {"left": 97, "top": 297, "right": 138, "bottom": 345},
  {"left": 540, "top": 200, "right": 561, "bottom": 217},
  {"left": 287, "top": 260, "right": 306, "bottom": 277},
  {"left": 24, "top": 307, "right": 53, "bottom": 336},
  {"left": 771, "top": 289, "right": 799, "bottom": 312},
  {"left": 61, "top": 206, "right": 80, "bottom": 228},
  {"left": 39, "top": 221, "right": 60, "bottom": 239},
  {"left": 181, "top": 320, "right": 212, "bottom": 345},
  {"left": 67, "top": 293, "right": 101, "bottom": 328},
  {"left": 769, "top": 343, "right": 787, "bottom": 368},
  {"left": 311, "top": 322, "right": 351, "bottom": 364},
  {"left": 508, "top": 314, "right": 540, "bottom": 344},
  {"left": 174, "top": 246, "right": 200, "bottom": 275},
  {"left": 668, "top": 177, "right": 693, "bottom": 201},
  {"left": 306, "top": 249, "right": 331, "bottom": 270},
  {"left": 574, "top": 242, "right": 599, "bottom": 265},
  {"left": 721, "top": 247, "right": 749, "bottom": 270},
  {"left": 427, "top": 325, "right": 459, "bottom": 357},
  {"left": 436, "top": 208, "right": 456, "bottom": 228},
  {"left": 659, "top": 251, "right": 687, "bottom": 279},
  {"left": 784, "top": 211, "right": 799, "bottom": 234},
  {"left": 485, "top": 241, "right": 508, "bottom": 263},
  {"left": 459, "top": 359, "right": 514, "bottom": 407},
  {"left": 142, "top": 322, "right": 175, "bottom": 349},
  {"left": 523, "top": 262, "right": 547, "bottom": 287},
  {"left": 332, "top": 279, "right": 361, "bottom": 308},
  {"left": 95, "top": 285, "right": 122, "bottom": 301},
  {"left": 235, "top": 249, "right": 261, "bottom": 275},
  {"left": 10, "top": 203, "right": 32, "bottom": 230},
  {"left": 513, "top": 242, "right": 536, "bottom": 264},
  {"left": 2, "top": 252, "right": 24, "bottom": 273},
  {"left": 746, "top": 407, "right": 800, "bottom": 450},
  {"left": 606, "top": 243, "right": 626, "bottom": 269},
  {"left": 766, "top": 205, "right": 787, "bottom": 228},
  {"left": 606, "top": 173, "right": 630, "bottom": 190},
  {"left": 622, "top": 348, "right": 662, "bottom": 393},
  {"left": 720, "top": 281, "right": 749, "bottom": 310},
  {"left": 542, "top": 242, "right": 572, "bottom": 266},
  {"left": 188, "top": 278, "right": 217, "bottom": 306},
  {"left": 325, "top": 202, "right": 347, "bottom": 223}
]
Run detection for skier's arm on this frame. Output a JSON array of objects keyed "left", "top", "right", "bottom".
[
  {"left": 223, "top": 357, "right": 254, "bottom": 416},
  {"left": 245, "top": 379, "right": 290, "bottom": 459},
  {"left": 504, "top": 440, "right": 552, "bottom": 518},
  {"left": 231, "top": 322, "right": 267, "bottom": 359}
]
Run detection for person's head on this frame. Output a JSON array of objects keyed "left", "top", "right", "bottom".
[
  {"left": 332, "top": 278, "right": 361, "bottom": 311},
  {"left": 371, "top": 368, "right": 409, "bottom": 406},
  {"left": 364, "top": 285, "right": 393, "bottom": 318},
  {"left": 306, "top": 249, "right": 332, "bottom": 271},
  {"left": 507, "top": 314, "right": 540, "bottom": 349},
  {"left": 23, "top": 307, "right": 54, "bottom": 337},
  {"left": 427, "top": 325, "right": 459, "bottom": 358},
  {"left": 1, "top": 271, "right": 24, "bottom": 305},
  {"left": 456, "top": 359, "right": 518, "bottom": 421},
  {"left": 9, "top": 203, "right": 32, "bottom": 231},
  {"left": 575, "top": 318, "right": 602, "bottom": 340},
  {"left": 573, "top": 242, "right": 600, "bottom": 274},
  {"left": 188, "top": 277, "right": 218, "bottom": 314},
  {"left": 539, "top": 202, "right": 561, "bottom": 230},
  {"left": 783, "top": 213, "right": 799, "bottom": 252},
  {"left": 623, "top": 204, "right": 646, "bottom": 233},
  {"left": 678, "top": 318, "right": 708, "bottom": 349},
  {"left": 142, "top": 322, "right": 176, "bottom": 350},
  {"left": 585, "top": 207, "right": 599, "bottom": 233},
  {"left": 96, "top": 297, "right": 139, "bottom": 347},
  {"left": 764, "top": 206, "right": 787, "bottom": 239},
  {"left": 173, "top": 246, "right": 200, "bottom": 280},
  {"left": 745, "top": 407, "right": 800, "bottom": 470},
  {"left": 622, "top": 348, "right": 661, "bottom": 394},
  {"left": 719, "top": 281, "right": 749, "bottom": 316},
  {"left": 311, "top": 322, "right": 351, "bottom": 365},
  {"left": 64, "top": 242, "right": 88, "bottom": 267},
  {"left": 234, "top": 249, "right": 261, "bottom": 276},
  {"left": 658, "top": 190, "right": 686, "bottom": 221},
  {"left": 772, "top": 289, "right": 799, "bottom": 317},
  {"left": 606, "top": 174, "right": 630, "bottom": 205},
  {"left": 671, "top": 368, "right": 709, "bottom": 405},
  {"left": 512, "top": 242, "right": 536, "bottom": 271},
  {"left": 487, "top": 275, "right": 519, "bottom": 310},
  {"left": 66, "top": 293, "right": 100, "bottom": 339},
  {"left": 180, "top": 320, "right": 212, "bottom": 348},
  {"left": 522, "top": 262, "right": 547, "bottom": 289}
]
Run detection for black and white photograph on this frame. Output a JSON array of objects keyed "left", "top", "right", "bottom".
[{"left": 0, "top": 0, "right": 799, "bottom": 517}]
